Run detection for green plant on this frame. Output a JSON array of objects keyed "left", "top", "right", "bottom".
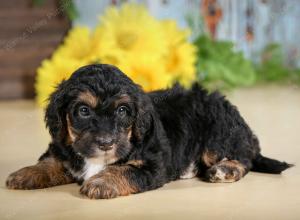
[
  {"left": 255, "top": 44, "right": 299, "bottom": 83},
  {"left": 32, "top": 0, "right": 79, "bottom": 20},
  {"left": 194, "top": 35, "right": 256, "bottom": 90}
]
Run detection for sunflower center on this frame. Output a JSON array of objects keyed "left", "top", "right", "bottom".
[
  {"left": 117, "top": 32, "right": 138, "bottom": 50},
  {"left": 167, "top": 51, "right": 180, "bottom": 71}
]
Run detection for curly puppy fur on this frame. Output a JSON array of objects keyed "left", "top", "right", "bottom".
[{"left": 6, "top": 64, "right": 292, "bottom": 199}]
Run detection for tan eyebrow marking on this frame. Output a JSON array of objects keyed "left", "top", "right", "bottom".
[
  {"left": 114, "top": 94, "right": 131, "bottom": 107},
  {"left": 78, "top": 91, "right": 99, "bottom": 108}
]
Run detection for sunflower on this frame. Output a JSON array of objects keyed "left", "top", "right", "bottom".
[
  {"left": 35, "top": 3, "right": 196, "bottom": 107},
  {"left": 118, "top": 55, "right": 172, "bottom": 91},
  {"left": 92, "top": 3, "right": 167, "bottom": 64},
  {"left": 162, "top": 20, "right": 197, "bottom": 87},
  {"left": 35, "top": 54, "right": 89, "bottom": 106},
  {"left": 35, "top": 27, "right": 92, "bottom": 106},
  {"left": 55, "top": 26, "right": 93, "bottom": 62}
]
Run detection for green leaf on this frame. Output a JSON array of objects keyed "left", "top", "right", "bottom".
[
  {"left": 60, "top": 0, "right": 79, "bottom": 21},
  {"left": 194, "top": 35, "right": 256, "bottom": 90},
  {"left": 32, "top": 0, "right": 45, "bottom": 6}
]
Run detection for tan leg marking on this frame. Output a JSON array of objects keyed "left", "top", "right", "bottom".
[
  {"left": 206, "top": 160, "right": 246, "bottom": 183},
  {"left": 6, "top": 157, "right": 73, "bottom": 190},
  {"left": 202, "top": 149, "right": 218, "bottom": 167},
  {"left": 126, "top": 160, "right": 144, "bottom": 168},
  {"left": 80, "top": 165, "right": 138, "bottom": 199}
]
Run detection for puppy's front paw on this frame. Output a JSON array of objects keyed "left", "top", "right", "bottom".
[
  {"left": 80, "top": 177, "right": 119, "bottom": 199},
  {"left": 6, "top": 166, "right": 50, "bottom": 190},
  {"left": 80, "top": 166, "right": 139, "bottom": 199}
]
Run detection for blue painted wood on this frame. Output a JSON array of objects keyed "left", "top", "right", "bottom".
[{"left": 74, "top": 0, "right": 300, "bottom": 67}]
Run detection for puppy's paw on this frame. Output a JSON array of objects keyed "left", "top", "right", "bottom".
[
  {"left": 205, "top": 165, "right": 235, "bottom": 183},
  {"left": 80, "top": 177, "right": 119, "bottom": 199},
  {"left": 6, "top": 166, "right": 50, "bottom": 190},
  {"left": 205, "top": 160, "right": 245, "bottom": 183}
]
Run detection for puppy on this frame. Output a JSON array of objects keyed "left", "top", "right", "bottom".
[{"left": 6, "top": 64, "right": 292, "bottom": 199}]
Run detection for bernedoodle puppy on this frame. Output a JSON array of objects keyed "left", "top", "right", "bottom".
[{"left": 6, "top": 64, "right": 292, "bottom": 199}]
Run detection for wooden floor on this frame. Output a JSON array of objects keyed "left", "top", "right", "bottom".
[{"left": 0, "top": 85, "right": 299, "bottom": 220}]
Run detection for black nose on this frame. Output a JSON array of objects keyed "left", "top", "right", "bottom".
[{"left": 95, "top": 137, "right": 114, "bottom": 151}]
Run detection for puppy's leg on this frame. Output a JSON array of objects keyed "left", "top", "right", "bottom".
[
  {"left": 6, "top": 157, "right": 73, "bottom": 189},
  {"left": 80, "top": 161, "right": 159, "bottom": 199},
  {"left": 204, "top": 159, "right": 248, "bottom": 183}
]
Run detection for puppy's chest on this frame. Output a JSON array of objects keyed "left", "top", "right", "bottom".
[{"left": 64, "top": 159, "right": 106, "bottom": 181}]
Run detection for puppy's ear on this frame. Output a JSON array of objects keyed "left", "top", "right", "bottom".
[
  {"left": 45, "top": 80, "right": 70, "bottom": 142},
  {"left": 133, "top": 94, "right": 155, "bottom": 142}
]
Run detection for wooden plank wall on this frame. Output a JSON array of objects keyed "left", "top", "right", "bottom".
[
  {"left": 0, "top": 0, "right": 70, "bottom": 99},
  {"left": 215, "top": 0, "right": 300, "bottom": 66}
]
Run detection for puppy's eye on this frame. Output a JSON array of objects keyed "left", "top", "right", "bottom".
[
  {"left": 78, "top": 105, "right": 91, "bottom": 117},
  {"left": 117, "top": 106, "right": 129, "bottom": 118}
]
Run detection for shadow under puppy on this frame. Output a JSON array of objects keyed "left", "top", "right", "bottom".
[{"left": 6, "top": 64, "right": 293, "bottom": 199}]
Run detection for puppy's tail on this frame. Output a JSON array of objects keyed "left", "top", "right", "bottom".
[{"left": 251, "top": 153, "right": 293, "bottom": 174}]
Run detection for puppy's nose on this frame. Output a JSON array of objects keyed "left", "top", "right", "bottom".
[{"left": 95, "top": 137, "right": 114, "bottom": 151}]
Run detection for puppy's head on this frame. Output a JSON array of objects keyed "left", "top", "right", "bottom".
[{"left": 45, "top": 64, "right": 153, "bottom": 164}]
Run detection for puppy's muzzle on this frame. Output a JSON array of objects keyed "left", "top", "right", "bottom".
[{"left": 95, "top": 136, "right": 114, "bottom": 151}]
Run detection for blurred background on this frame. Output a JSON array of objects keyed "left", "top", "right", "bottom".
[{"left": 0, "top": 0, "right": 299, "bottom": 101}]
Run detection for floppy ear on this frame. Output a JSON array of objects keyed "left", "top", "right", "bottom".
[
  {"left": 45, "top": 80, "right": 70, "bottom": 142},
  {"left": 132, "top": 94, "right": 156, "bottom": 143}
]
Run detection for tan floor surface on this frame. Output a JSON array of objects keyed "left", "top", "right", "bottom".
[{"left": 0, "top": 85, "right": 299, "bottom": 220}]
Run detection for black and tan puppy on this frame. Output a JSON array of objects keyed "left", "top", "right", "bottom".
[{"left": 6, "top": 64, "right": 292, "bottom": 199}]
